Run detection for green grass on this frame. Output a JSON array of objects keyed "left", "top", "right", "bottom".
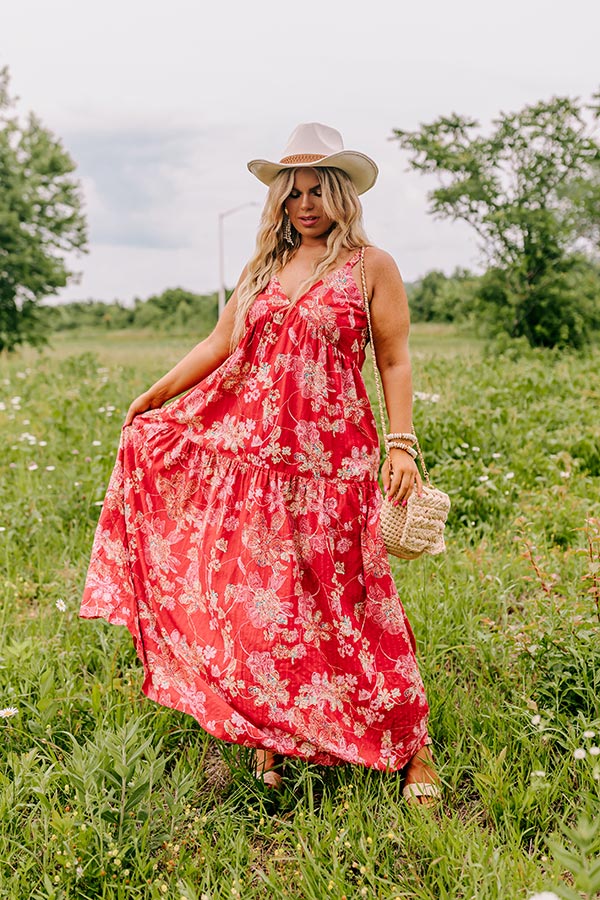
[{"left": 0, "top": 324, "right": 599, "bottom": 899}]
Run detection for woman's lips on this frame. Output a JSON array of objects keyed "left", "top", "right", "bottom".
[{"left": 299, "top": 217, "right": 318, "bottom": 226}]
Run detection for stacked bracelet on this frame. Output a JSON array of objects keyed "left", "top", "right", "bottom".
[
  {"left": 387, "top": 441, "right": 418, "bottom": 458},
  {"left": 386, "top": 432, "right": 417, "bottom": 442}
]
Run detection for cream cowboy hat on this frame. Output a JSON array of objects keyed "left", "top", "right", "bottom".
[{"left": 247, "top": 122, "right": 378, "bottom": 195}]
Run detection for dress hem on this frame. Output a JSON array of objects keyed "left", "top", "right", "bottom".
[{"left": 79, "top": 610, "right": 429, "bottom": 773}]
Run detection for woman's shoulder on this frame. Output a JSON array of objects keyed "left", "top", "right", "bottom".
[{"left": 362, "top": 245, "right": 403, "bottom": 280}]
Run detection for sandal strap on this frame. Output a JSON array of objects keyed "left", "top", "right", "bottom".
[{"left": 402, "top": 781, "right": 441, "bottom": 800}]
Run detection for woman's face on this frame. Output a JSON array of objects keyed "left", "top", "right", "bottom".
[{"left": 285, "top": 168, "right": 334, "bottom": 240}]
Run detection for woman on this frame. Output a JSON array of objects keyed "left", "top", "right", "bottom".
[{"left": 79, "top": 123, "right": 440, "bottom": 804}]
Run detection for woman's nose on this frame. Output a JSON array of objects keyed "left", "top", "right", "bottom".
[{"left": 300, "top": 193, "right": 314, "bottom": 209}]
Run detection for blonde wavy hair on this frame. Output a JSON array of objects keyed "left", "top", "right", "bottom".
[{"left": 229, "top": 166, "right": 371, "bottom": 349}]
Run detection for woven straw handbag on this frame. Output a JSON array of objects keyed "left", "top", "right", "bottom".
[{"left": 358, "top": 247, "right": 450, "bottom": 560}]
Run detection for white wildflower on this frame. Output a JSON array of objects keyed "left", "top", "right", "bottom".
[
  {"left": 92, "top": 440, "right": 101, "bottom": 446},
  {"left": 0, "top": 402, "right": 5, "bottom": 411},
  {"left": 472, "top": 446, "right": 480, "bottom": 452},
  {"left": 0, "top": 526, "right": 5, "bottom": 532},
  {"left": 531, "top": 714, "right": 542, "bottom": 726},
  {"left": 527, "top": 893, "right": 561, "bottom": 900},
  {"left": 573, "top": 748, "right": 586, "bottom": 760},
  {"left": 589, "top": 746, "right": 600, "bottom": 756},
  {"left": 559, "top": 471, "right": 570, "bottom": 478},
  {"left": 45, "top": 465, "right": 55, "bottom": 471},
  {"left": 10, "top": 397, "right": 21, "bottom": 405},
  {"left": 28, "top": 463, "right": 38, "bottom": 471},
  {"left": 505, "top": 471, "right": 515, "bottom": 479},
  {"left": 583, "top": 730, "right": 596, "bottom": 739},
  {"left": 478, "top": 474, "right": 489, "bottom": 482},
  {"left": 93, "top": 501, "right": 104, "bottom": 507},
  {"left": 55, "top": 599, "right": 66, "bottom": 612},
  {"left": 531, "top": 770, "right": 545, "bottom": 778},
  {"left": 0, "top": 707, "right": 18, "bottom": 718},
  {"left": 492, "top": 452, "right": 502, "bottom": 459},
  {"left": 39, "top": 440, "right": 47, "bottom": 447},
  {"left": 414, "top": 391, "right": 440, "bottom": 403}
]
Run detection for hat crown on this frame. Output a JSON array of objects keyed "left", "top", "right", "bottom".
[{"left": 280, "top": 122, "right": 344, "bottom": 162}]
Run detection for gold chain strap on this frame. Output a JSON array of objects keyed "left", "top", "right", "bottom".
[{"left": 358, "top": 247, "right": 431, "bottom": 486}]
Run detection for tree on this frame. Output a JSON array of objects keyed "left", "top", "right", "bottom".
[
  {"left": 391, "top": 91, "right": 600, "bottom": 348},
  {"left": 0, "top": 66, "right": 88, "bottom": 352}
]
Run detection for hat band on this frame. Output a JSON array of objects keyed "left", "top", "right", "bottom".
[{"left": 279, "top": 153, "right": 328, "bottom": 164}]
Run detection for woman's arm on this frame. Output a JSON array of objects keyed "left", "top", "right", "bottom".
[
  {"left": 123, "top": 265, "right": 248, "bottom": 426},
  {"left": 363, "top": 247, "right": 422, "bottom": 505}
]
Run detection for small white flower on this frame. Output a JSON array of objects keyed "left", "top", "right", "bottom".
[
  {"left": 527, "top": 893, "right": 561, "bottom": 900},
  {"left": 583, "top": 730, "right": 596, "bottom": 739},
  {"left": 573, "top": 748, "right": 586, "bottom": 760},
  {"left": 478, "top": 474, "right": 489, "bottom": 482},
  {"left": 0, "top": 402, "right": 5, "bottom": 411},
  {"left": 76, "top": 866, "right": 84, "bottom": 878},
  {"left": 45, "top": 465, "right": 55, "bottom": 471},
  {"left": 28, "top": 463, "right": 38, "bottom": 471},
  {"left": 491, "top": 452, "right": 502, "bottom": 459},
  {"left": 0, "top": 526, "right": 5, "bottom": 532},
  {"left": 461, "top": 442, "right": 470, "bottom": 448},
  {"left": 71, "top": 449, "right": 79, "bottom": 454},
  {"left": 55, "top": 599, "right": 66, "bottom": 612},
  {"left": 531, "top": 714, "right": 542, "bottom": 726},
  {"left": 0, "top": 707, "right": 18, "bottom": 718},
  {"left": 39, "top": 440, "right": 47, "bottom": 447},
  {"left": 92, "top": 440, "right": 101, "bottom": 446},
  {"left": 472, "top": 446, "right": 480, "bottom": 452},
  {"left": 10, "top": 397, "right": 21, "bottom": 405},
  {"left": 559, "top": 471, "right": 570, "bottom": 478},
  {"left": 94, "top": 501, "right": 104, "bottom": 506},
  {"left": 505, "top": 471, "right": 515, "bottom": 479},
  {"left": 97, "top": 407, "right": 106, "bottom": 413},
  {"left": 531, "top": 770, "right": 546, "bottom": 778},
  {"left": 414, "top": 391, "right": 440, "bottom": 403},
  {"left": 589, "top": 746, "right": 600, "bottom": 756}
]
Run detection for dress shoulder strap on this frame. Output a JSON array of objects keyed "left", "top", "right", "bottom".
[{"left": 346, "top": 248, "right": 364, "bottom": 269}]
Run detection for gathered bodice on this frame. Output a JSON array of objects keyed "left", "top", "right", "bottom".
[{"left": 147, "top": 249, "right": 381, "bottom": 482}]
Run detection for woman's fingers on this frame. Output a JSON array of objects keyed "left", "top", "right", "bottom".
[
  {"left": 386, "top": 452, "right": 420, "bottom": 505},
  {"left": 415, "top": 471, "right": 424, "bottom": 497},
  {"left": 123, "top": 395, "right": 150, "bottom": 428}
]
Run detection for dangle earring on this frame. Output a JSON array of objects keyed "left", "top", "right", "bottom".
[{"left": 283, "top": 207, "right": 294, "bottom": 246}]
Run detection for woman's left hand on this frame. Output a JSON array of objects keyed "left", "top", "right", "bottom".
[{"left": 382, "top": 448, "right": 423, "bottom": 506}]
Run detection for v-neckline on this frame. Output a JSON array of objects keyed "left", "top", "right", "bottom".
[{"left": 272, "top": 250, "right": 362, "bottom": 305}]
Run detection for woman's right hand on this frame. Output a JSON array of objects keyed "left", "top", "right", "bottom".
[{"left": 123, "top": 391, "right": 164, "bottom": 427}]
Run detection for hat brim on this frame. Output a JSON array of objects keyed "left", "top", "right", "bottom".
[{"left": 247, "top": 150, "right": 378, "bottom": 195}]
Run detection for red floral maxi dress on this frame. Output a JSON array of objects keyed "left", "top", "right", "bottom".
[{"left": 79, "top": 249, "right": 430, "bottom": 770}]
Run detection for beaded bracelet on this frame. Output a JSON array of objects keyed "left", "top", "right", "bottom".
[
  {"left": 386, "top": 432, "right": 417, "bottom": 442},
  {"left": 387, "top": 442, "right": 418, "bottom": 458}
]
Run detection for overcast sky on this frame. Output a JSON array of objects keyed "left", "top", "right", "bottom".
[{"left": 3, "top": 0, "right": 599, "bottom": 304}]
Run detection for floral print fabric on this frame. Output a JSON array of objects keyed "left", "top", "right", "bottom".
[{"left": 79, "top": 249, "right": 430, "bottom": 770}]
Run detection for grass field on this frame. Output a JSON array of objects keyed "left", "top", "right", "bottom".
[{"left": 1, "top": 325, "right": 599, "bottom": 899}]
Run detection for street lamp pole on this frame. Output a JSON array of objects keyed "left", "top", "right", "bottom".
[{"left": 217, "top": 201, "right": 259, "bottom": 317}]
